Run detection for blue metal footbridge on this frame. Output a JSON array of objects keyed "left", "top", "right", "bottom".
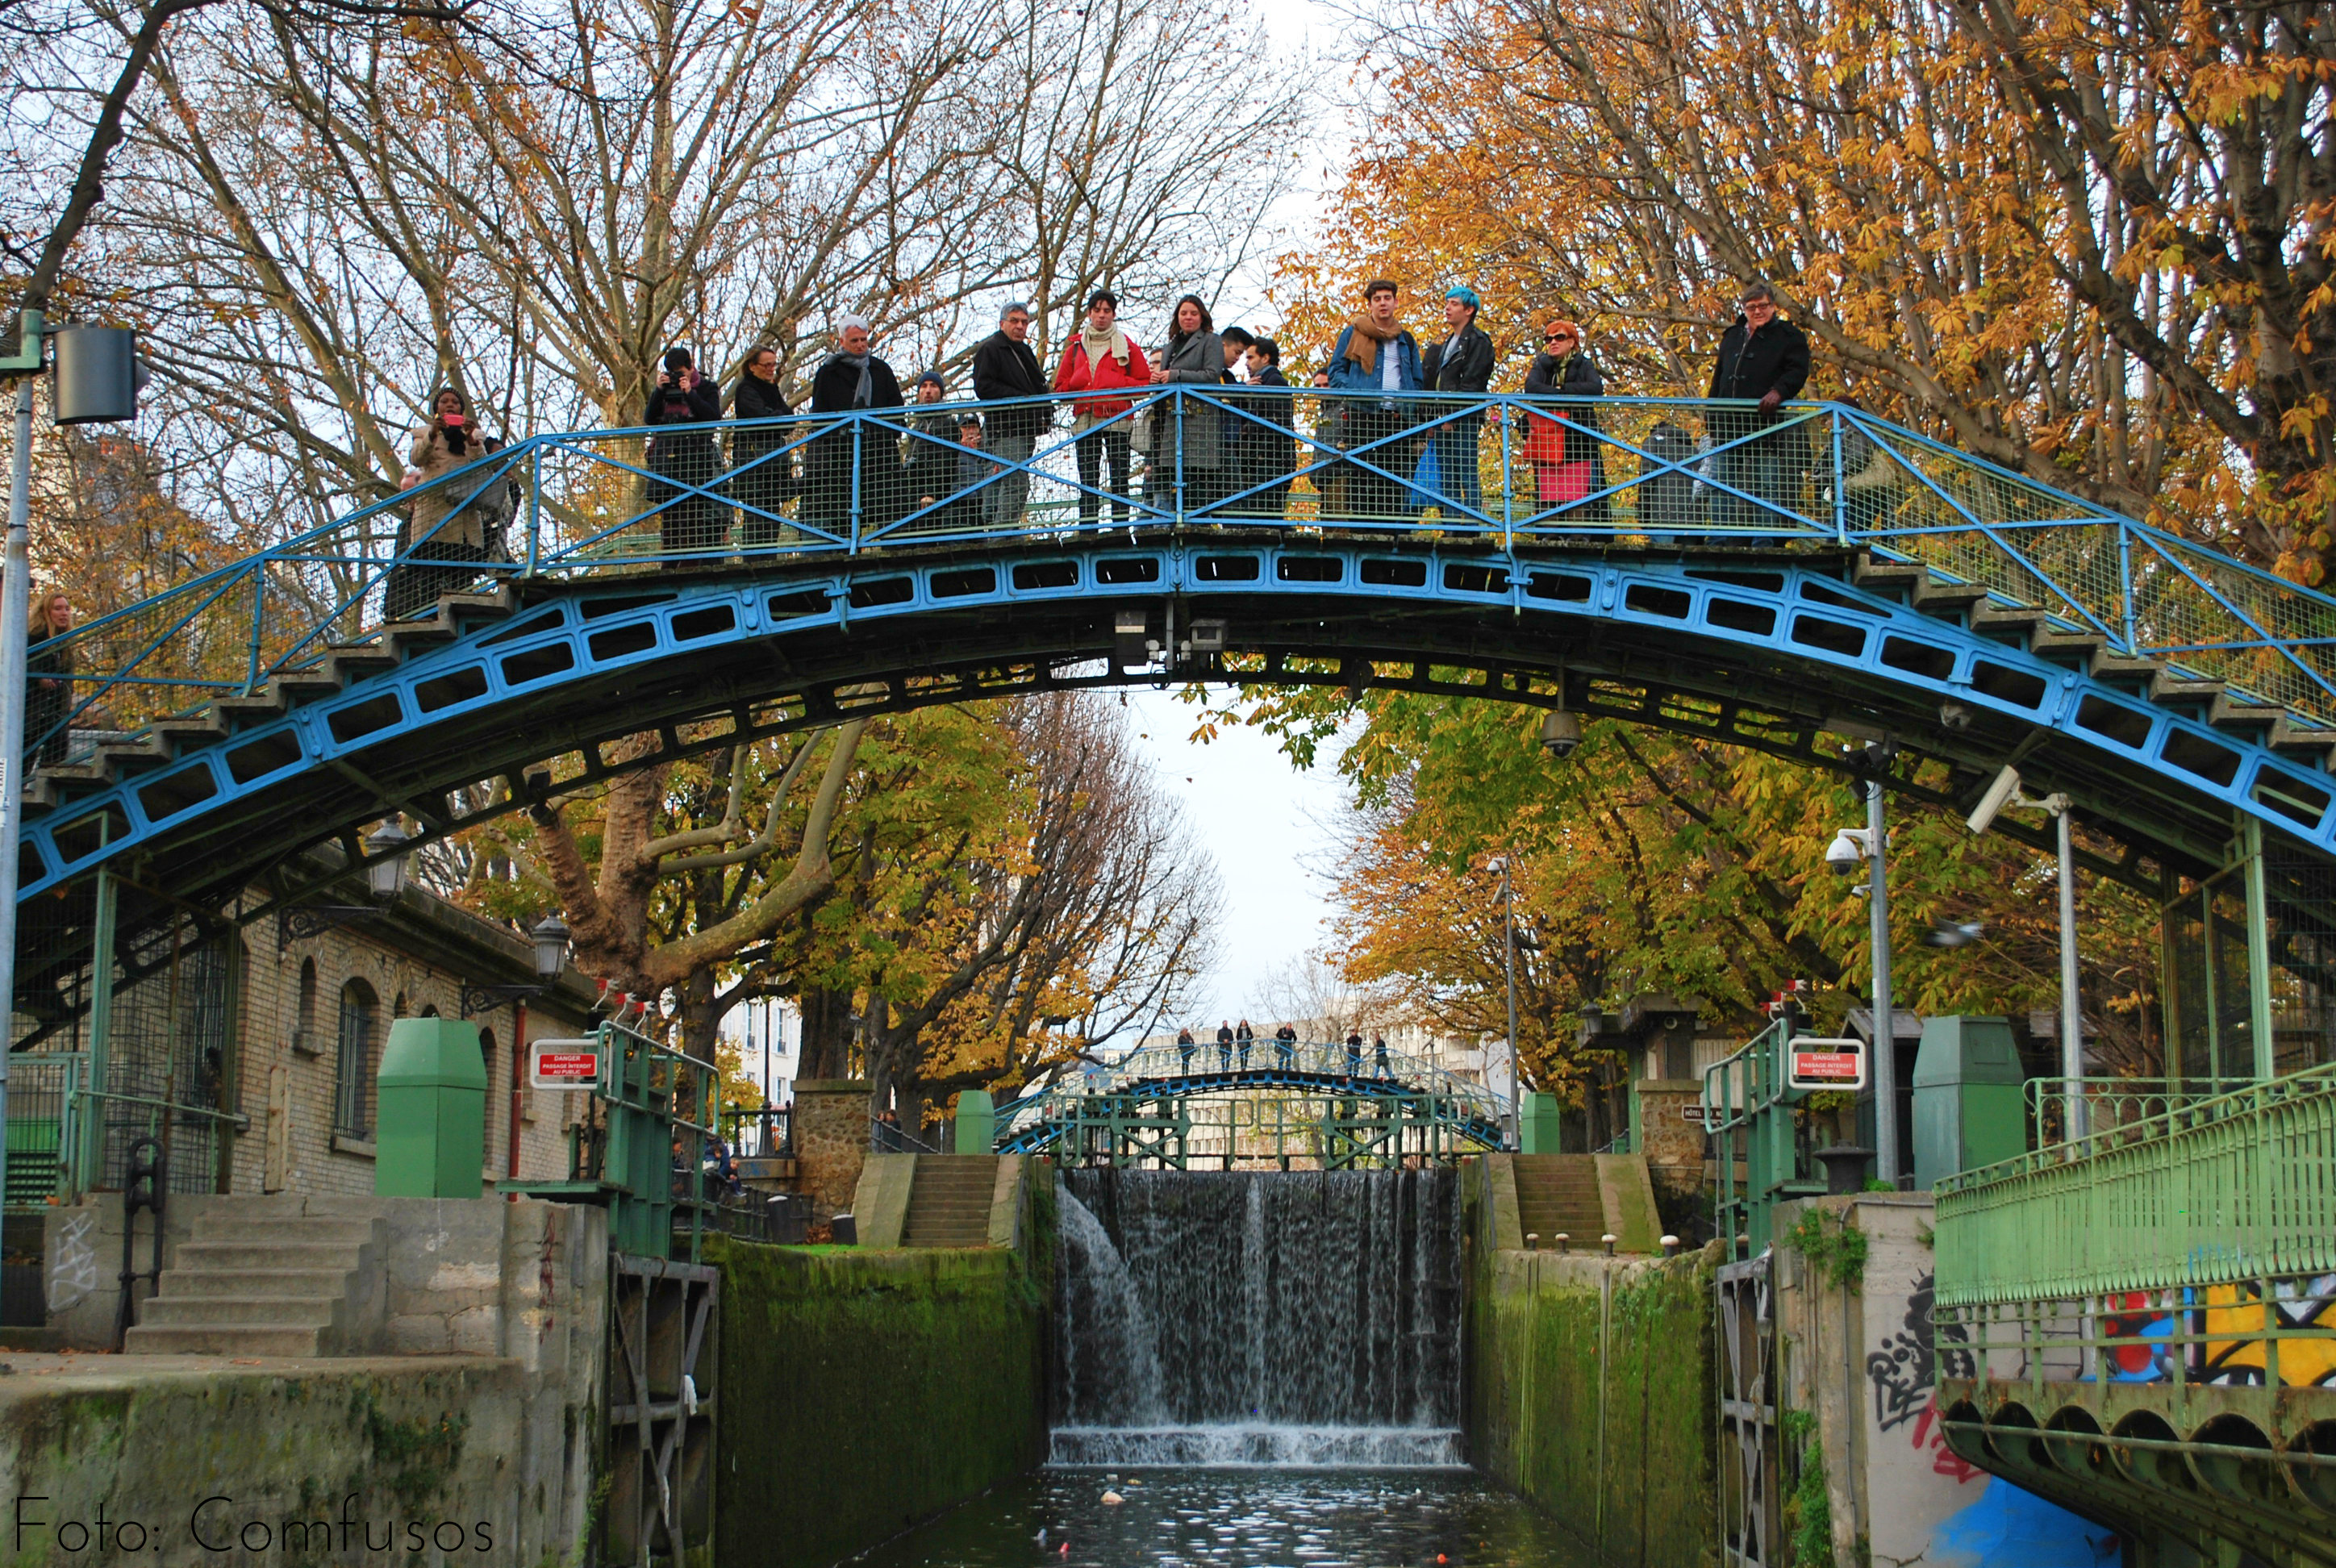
[
  {"left": 12, "top": 388, "right": 2336, "bottom": 1013},
  {"left": 992, "top": 1040, "right": 1508, "bottom": 1166}
]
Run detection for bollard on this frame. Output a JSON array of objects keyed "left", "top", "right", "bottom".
[
  {"left": 1525, "top": 1232, "right": 1539, "bottom": 1251},
  {"left": 1661, "top": 1234, "right": 1682, "bottom": 1257},
  {"left": 1602, "top": 1233, "right": 1617, "bottom": 1256},
  {"left": 1554, "top": 1232, "right": 1570, "bottom": 1253}
]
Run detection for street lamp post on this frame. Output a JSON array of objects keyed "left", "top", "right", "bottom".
[
  {"left": 1492, "top": 855, "right": 1521, "bottom": 1149},
  {"left": 1866, "top": 778, "right": 1899, "bottom": 1186}
]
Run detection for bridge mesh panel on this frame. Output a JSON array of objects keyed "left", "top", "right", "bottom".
[
  {"left": 2267, "top": 830, "right": 2336, "bottom": 1075},
  {"left": 2164, "top": 868, "right": 2262, "bottom": 1095}
]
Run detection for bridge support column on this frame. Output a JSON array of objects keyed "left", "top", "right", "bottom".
[{"left": 2240, "top": 817, "right": 2275, "bottom": 1081}]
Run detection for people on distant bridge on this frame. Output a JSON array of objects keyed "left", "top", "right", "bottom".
[
  {"left": 1216, "top": 1020, "right": 1235, "bottom": 1072},
  {"left": 1345, "top": 1029, "right": 1365, "bottom": 1079},
  {"left": 1373, "top": 1033, "right": 1391, "bottom": 1078},
  {"left": 1150, "top": 295, "right": 1228, "bottom": 512},
  {"left": 1274, "top": 1022, "right": 1297, "bottom": 1070},
  {"left": 1324, "top": 279, "right": 1425, "bottom": 523},
  {"left": 1235, "top": 1019, "right": 1254, "bottom": 1070},
  {"left": 730, "top": 342, "right": 799, "bottom": 548},
  {"left": 392, "top": 386, "right": 503, "bottom": 617},
  {"left": 645, "top": 348, "right": 729, "bottom": 561},
  {"left": 1053, "top": 290, "right": 1149, "bottom": 530},
  {"left": 805, "top": 315, "right": 906, "bottom": 536},
  {"left": 24, "top": 584, "right": 74, "bottom": 767},
  {"left": 1178, "top": 1026, "right": 1196, "bottom": 1076},
  {"left": 1233, "top": 336, "right": 1295, "bottom": 520},
  {"left": 1423, "top": 285, "right": 1495, "bottom": 517},
  {"left": 1706, "top": 280, "right": 1811, "bottom": 530},
  {"left": 1523, "top": 319, "right": 1607, "bottom": 523},
  {"left": 900, "top": 371, "right": 959, "bottom": 532},
  {"left": 970, "top": 302, "right": 1048, "bottom": 529}
]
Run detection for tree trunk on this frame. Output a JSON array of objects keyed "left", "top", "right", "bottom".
[{"left": 795, "top": 983, "right": 854, "bottom": 1082}]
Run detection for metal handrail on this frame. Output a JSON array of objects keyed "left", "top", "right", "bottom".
[
  {"left": 28, "top": 392, "right": 2336, "bottom": 762},
  {"left": 1934, "top": 1059, "right": 2336, "bottom": 1307}
]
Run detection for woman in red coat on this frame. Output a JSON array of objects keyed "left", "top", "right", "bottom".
[
  {"left": 1521, "top": 320, "right": 1608, "bottom": 525},
  {"left": 1053, "top": 289, "right": 1152, "bottom": 528}
]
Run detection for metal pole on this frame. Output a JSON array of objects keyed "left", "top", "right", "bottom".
[
  {"left": 1867, "top": 779, "right": 1899, "bottom": 1184},
  {"left": 0, "top": 374, "right": 38, "bottom": 1207},
  {"left": 1503, "top": 857, "right": 1520, "bottom": 1148},
  {"left": 2057, "top": 805, "right": 2088, "bottom": 1136}
]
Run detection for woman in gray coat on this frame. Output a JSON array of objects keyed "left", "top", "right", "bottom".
[{"left": 1149, "top": 294, "right": 1225, "bottom": 511}]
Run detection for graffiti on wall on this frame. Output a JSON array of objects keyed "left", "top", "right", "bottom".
[
  {"left": 2091, "top": 1272, "right": 2336, "bottom": 1387},
  {"left": 1867, "top": 1272, "right": 1982, "bottom": 1483}
]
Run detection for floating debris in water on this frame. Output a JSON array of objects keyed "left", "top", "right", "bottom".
[{"left": 1099, "top": 1490, "right": 1124, "bottom": 1506}]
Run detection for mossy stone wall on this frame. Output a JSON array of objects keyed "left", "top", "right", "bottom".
[
  {"left": 709, "top": 1237, "right": 1048, "bottom": 1568},
  {"left": 1465, "top": 1164, "right": 1721, "bottom": 1568}
]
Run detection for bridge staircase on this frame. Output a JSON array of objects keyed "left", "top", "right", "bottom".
[
  {"left": 1511, "top": 1154, "right": 1608, "bottom": 1248},
  {"left": 123, "top": 1211, "right": 387, "bottom": 1356}
]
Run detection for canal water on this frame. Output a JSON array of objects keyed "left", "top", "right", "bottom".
[{"left": 853, "top": 1170, "right": 1591, "bottom": 1567}]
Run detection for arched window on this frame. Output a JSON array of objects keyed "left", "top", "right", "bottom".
[
  {"left": 336, "top": 980, "right": 378, "bottom": 1138},
  {"left": 296, "top": 959, "right": 319, "bottom": 1053},
  {"left": 419, "top": 1003, "right": 440, "bottom": 1019}
]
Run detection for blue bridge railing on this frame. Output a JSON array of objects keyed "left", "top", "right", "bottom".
[{"left": 24, "top": 390, "right": 2336, "bottom": 761}]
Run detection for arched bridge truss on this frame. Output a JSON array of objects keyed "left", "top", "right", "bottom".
[
  {"left": 15, "top": 394, "right": 2336, "bottom": 987},
  {"left": 991, "top": 1041, "right": 1508, "bottom": 1168}
]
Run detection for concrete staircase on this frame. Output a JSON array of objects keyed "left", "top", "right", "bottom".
[
  {"left": 899, "top": 1156, "right": 999, "bottom": 1248},
  {"left": 124, "top": 1213, "right": 386, "bottom": 1357},
  {"left": 1512, "top": 1154, "right": 1607, "bottom": 1249}
]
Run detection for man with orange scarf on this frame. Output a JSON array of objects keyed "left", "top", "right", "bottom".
[{"left": 1323, "top": 279, "right": 1424, "bottom": 522}]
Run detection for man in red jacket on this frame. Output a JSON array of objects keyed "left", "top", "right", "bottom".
[{"left": 1053, "top": 289, "right": 1152, "bottom": 528}]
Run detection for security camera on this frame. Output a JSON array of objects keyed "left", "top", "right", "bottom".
[
  {"left": 1966, "top": 764, "right": 2022, "bottom": 836},
  {"left": 1826, "top": 829, "right": 1869, "bottom": 876},
  {"left": 1540, "top": 709, "right": 1582, "bottom": 758},
  {"left": 1938, "top": 701, "right": 1973, "bottom": 731}
]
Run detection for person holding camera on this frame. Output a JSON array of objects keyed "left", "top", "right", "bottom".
[
  {"left": 645, "top": 347, "right": 728, "bottom": 561},
  {"left": 390, "top": 386, "right": 501, "bottom": 618},
  {"left": 806, "top": 315, "right": 906, "bottom": 534},
  {"left": 730, "top": 343, "right": 799, "bottom": 548}
]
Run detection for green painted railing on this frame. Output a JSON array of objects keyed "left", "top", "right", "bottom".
[{"left": 1933, "top": 1061, "right": 2336, "bottom": 1308}]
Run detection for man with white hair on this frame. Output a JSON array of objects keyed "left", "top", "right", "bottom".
[
  {"left": 807, "top": 314, "right": 907, "bottom": 532},
  {"left": 971, "top": 301, "right": 1049, "bottom": 528}
]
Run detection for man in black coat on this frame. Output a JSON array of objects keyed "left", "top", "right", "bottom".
[
  {"left": 807, "top": 315, "right": 907, "bottom": 536},
  {"left": 1706, "top": 281, "right": 1812, "bottom": 530},
  {"left": 1421, "top": 285, "right": 1495, "bottom": 515},
  {"left": 970, "top": 302, "right": 1049, "bottom": 529}
]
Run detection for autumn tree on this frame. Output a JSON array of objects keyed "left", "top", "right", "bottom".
[
  {"left": 1207, "top": 685, "right": 2167, "bottom": 1127},
  {"left": 778, "top": 693, "right": 1220, "bottom": 1132},
  {"left": 1289, "top": 0, "right": 2334, "bottom": 574}
]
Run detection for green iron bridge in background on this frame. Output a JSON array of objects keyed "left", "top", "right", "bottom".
[{"left": 986, "top": 1039, "right": 1508, "bottom": 1168}]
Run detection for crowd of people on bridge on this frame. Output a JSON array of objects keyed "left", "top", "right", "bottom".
[
  {"left": 1173, "top": 1021, "right": 1396, "bottom": 1081},
  {"left": 381, "top": 277, "right": 1817, "bottom": 581}
]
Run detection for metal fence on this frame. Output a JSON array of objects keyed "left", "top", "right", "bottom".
[
  {"left": 27, "top": 392, "right": 2336, "bottom": 761},
  {"left": 1935, "top": 1060, "right": 2336, "bottom": 1388}
]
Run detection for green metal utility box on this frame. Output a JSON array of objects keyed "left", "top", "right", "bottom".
[
  {"left": 374, "top": 1017, "right": 487, "bottom": 1198},
  {"left": 1911, "top": 1015, "right": 2025, "bottom": 1192},
  {"left": 1519, "top": 1091, "right": 1562, "bottom": 1153},
  {"left": 954, "top": 1090, "right": 996, "bottom": 1154}
]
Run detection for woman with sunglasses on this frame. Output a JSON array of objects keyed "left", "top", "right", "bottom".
[{"left": 1522, "top": 321, "right": 1608, "bottom": 524}]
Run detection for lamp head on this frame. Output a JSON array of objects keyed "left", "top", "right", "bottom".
[
  {"left": 363, "top": 821, "right": 411, "bottom": 902},
  {"left": 531, "top": 914, "right": 570, "bottom": 981}
]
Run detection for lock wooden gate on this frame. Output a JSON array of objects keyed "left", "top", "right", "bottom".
[
  {"left": 1717, "top": 1253, "right": 1780, "bottom": 1566},
  {"left": 607, "top": 1254, "right": 718, "bottom": 1566}
]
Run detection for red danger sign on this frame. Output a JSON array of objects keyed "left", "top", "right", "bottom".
[
  {"left": 1785, "top": 1038, "right": 1867, "bottom": 1092},
  {"left": 529, "top": 1040, "right": 603, "bottom": 1091}
]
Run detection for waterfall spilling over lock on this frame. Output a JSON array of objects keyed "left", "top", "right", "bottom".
[{"left": 1052, "top": 1168, "right": 1464, "bottom": 1467}]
